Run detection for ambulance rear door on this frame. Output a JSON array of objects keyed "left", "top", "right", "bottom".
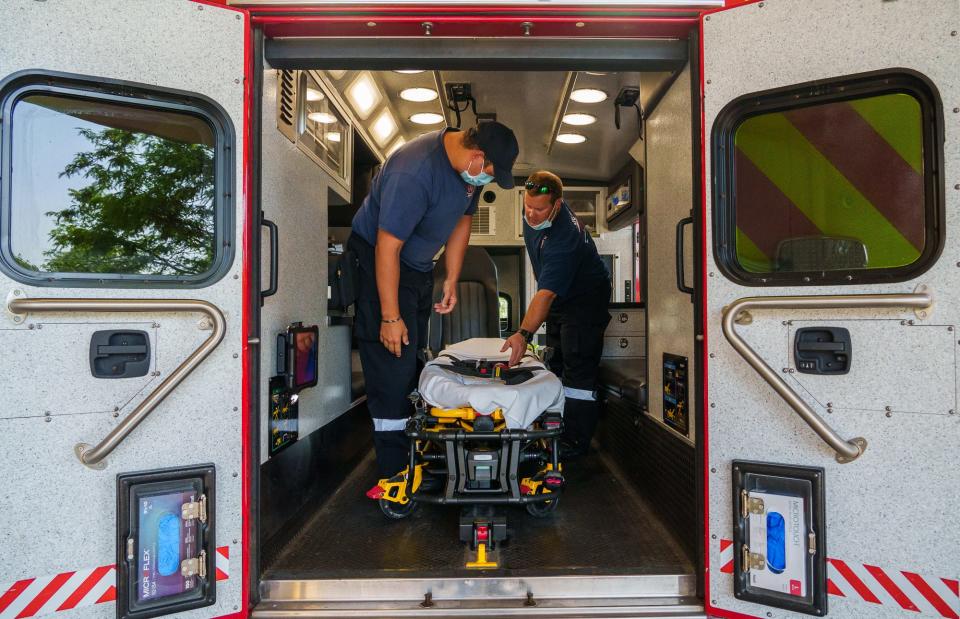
[
  {"left": 0, "top": 1, "right": 249, "bottom": 618},
  {"left": 701, "top": 1, "right": 959, "bottom": 618}
]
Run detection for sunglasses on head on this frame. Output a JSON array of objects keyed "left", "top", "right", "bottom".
[{"left": 524, "top": 181, "right": 552, "bottom": 195}]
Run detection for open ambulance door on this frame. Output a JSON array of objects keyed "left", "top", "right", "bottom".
[
  {"left": 0, "top": 1, "right": 249, "bottom": 618},
  {"left": 701, "top": 1, "right": 959, "bottom": 618}
]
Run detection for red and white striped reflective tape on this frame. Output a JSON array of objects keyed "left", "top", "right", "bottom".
[
  {"left": 719, "top": 539, "right": 959, "bottom": 618},
  {"left": 0, "top": 546, "right": 229, "bottom": 619}
]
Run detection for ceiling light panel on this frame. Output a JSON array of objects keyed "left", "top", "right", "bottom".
[
  {"left": 562, "top": 113, "right": 596, "bottom": 126},
  {"left": 394, "top": 70, "right": 425, "bottom": 74},
  {"left": 346, "top": 71, "right": 382, "bottom": 119},
  {"left": 570, "top": 88, "right": 608, "bottom": 104},
  {"left": 556, "top": 133, "right": 586, "bottom": 144},
  {"left": 409, "top": 112, "right": 445, "bottom": 125},
  {"left": 400, "top": 87, "right": 439, "bottom": 103},
  {"left": 371, "top": 109, "right": 398, "bottom": 146}
]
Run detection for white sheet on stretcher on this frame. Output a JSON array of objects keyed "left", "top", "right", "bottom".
[{"left": 418, "top": 338, "right": 564, "bottom": 429}]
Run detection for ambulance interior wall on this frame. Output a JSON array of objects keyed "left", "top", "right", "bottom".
[
  {"left": 259, "top": 68, "right": 354, "bottom": 465},
  {"left": 259, "top": 68, "right": 366, "bottom": 550},
  {"left": 596, "top": 62, "right": 699, "bottom": 560}
]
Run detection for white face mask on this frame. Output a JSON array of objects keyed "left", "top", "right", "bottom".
[
  {"left": 524, "top": 201, "right": 560, "bottom": 231},
  {"left": 460, "top": 156, "right": 494, "bottom": 187},
  {"left": 523, "top": 212, "right": 553, "bottom": 231}
]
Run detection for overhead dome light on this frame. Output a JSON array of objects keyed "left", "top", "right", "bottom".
[
  {"left": 409, "top": 112, "right": 445, "bottom": 125},
  {"left": 346, "top": 71, "right": 382, "bottom": 119},
  {"left": 400, "top": 87, "right": 438, "bottom": 103},
  {"left": 394, "top": 70, "right": 425, "bottom": 74},
  {"left": 562, "top": 113, "right": 596, "bottom": 126},
  {"left": 583, "top": 71, "right": 607, "bottom": 76},
  {"left": 326, "top": 131, "right": 342, "bottom": 142},
  {"left": 371, "top": 109, "right": 398, "bottom": 146},
  {"left": 570, "top": 88, "right": 608, "bottom": 104},
  {"left": 305, "top": 88, "right": 325, "bottom": 102},
  {"left": 556, "top": 133, "right": 586, "bottom": 144},
  {"left": 307, "top": 112, "right": 338, "bottom": 124}
]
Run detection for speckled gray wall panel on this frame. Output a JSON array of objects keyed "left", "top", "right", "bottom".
[
  {"left": 258, "top": 69, "right": 352, "bottom": 465},
  {"left": 645, "top": 61, "right": 697, "bottom": 444},
  {"left": 0, "top": 1, "right": 246, "bottom": 617},
  {"left": 703, "top": 1, "right": 960, "bottom": 618}
]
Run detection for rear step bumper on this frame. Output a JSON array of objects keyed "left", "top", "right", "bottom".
[
  {"left": 252, "top": 599, "right": 706, "bottom": 618},
  {"left": 255, "top": 574, "right": 704, "bottom": 618}
]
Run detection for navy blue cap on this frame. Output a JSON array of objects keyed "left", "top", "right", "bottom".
[{"left": 475, "top": 121, "right": 519, "bottom": 189}]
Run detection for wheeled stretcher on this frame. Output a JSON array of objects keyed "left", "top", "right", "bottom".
[{"left": 367, "top": 339, "right": 567, "bottom": 565}]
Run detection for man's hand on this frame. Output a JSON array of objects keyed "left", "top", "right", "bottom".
[
  {"left": 500, "top": 332, "right": 528, "bottom": 367},
  {"left": 433, "top": 279, "right": 458, "bottom": 314},
  {"left": 380, "top": 318, "right": 409, "bottom": 357}
]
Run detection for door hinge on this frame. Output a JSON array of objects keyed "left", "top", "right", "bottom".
[
  {"left": 740, "top": 489, "right": 765, "bottom": 519},
  {"left": 180, "top": 550, "right": 207, "bottom": 579},
  {"left": 808, "top": 532, "right": 817, "bottom": 555},
  {"left": 741, "top": 545, "right": 766, "bottom": 572},
  {"left": 181, "top": 494, "right": 207, "bottom": 523}
]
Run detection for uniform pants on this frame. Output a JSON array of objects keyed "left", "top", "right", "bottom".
[
  {"left": 348, "top": 233, "right": 433, "bottom": 479},
  {"left": 544, "top": 287, "right": 611, "bottom": 453}
]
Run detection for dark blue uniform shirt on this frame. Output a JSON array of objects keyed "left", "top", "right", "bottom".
[
  {"left": 351, "top": 129, "right": 480, "bottom": 272},
  {"left": 523, "top": 202, "right": 610, "bottom": 305}
]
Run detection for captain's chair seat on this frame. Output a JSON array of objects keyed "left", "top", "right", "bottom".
[{"left": 428, "top": 246, "right": 501, "bottom": 354}]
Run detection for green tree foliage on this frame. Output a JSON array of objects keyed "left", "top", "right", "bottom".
[{"left": 35, "top": 126, "right": 216, "bottom": 275}]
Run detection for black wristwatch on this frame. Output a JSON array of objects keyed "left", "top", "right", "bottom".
[{"left": 517, "top": 328, "right": 534, "bottom": 343}]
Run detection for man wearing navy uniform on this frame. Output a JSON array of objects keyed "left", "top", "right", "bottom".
[
  {"left": 349, "top": 121, "right": 519, "bottom": 486},
  {"left": 501, "top": 170, "right": 611, "bottom": 458}
]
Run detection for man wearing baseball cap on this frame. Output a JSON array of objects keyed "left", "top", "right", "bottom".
[{"left": 349, "top": 121, "right": 519, "bottom": 490}]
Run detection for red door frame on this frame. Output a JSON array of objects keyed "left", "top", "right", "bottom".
[
  {"left": 697, "top": 4, "right": 770, "bottom": 619},
  {"left": 213, "top": 2, "right": 747, "bottom": 617}
]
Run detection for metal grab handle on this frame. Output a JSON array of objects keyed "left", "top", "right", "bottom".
[
  {"left": 720, "top": 290, "right": 933, "bottom": 463},
  {"left": 261, "top": 212, "right": 279, "bottom": 304},
  {"left": 7, "top": 296, "right": 226, "bottom": 469},
  {"left": 675, "top": 216, "right": 693, "bottom": 296}
]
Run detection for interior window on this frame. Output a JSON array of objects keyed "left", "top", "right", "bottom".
[
  {"left": 715, "top": 74, "right": 942, "bottom": 284},
  {"left": 298, "top": 72, "right": 349, "bottom": 182},
  {"left": 6, "top": 93, "right": 220, "bottom": 279},
  {"left": 498, "top": 292, "right": 512, "bottom": 332}
]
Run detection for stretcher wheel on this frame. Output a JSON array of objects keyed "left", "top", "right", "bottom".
[
  {"left": 377, "top": 472, "right": 418, "bottom": 519},
  {"left": 379, "top": 497, "right": 417, "bottom": 519},
  {"left": 525, "top": 494, "right": 559, "bottom": 518}
]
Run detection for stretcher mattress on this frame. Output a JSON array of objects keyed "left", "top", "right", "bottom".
[{"left": 418, "top": 338, "right": 564, "bottom": 429}]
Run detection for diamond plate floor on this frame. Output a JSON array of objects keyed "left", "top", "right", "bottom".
[{"left": 264, "top": 448, "right": 695, "bottom": 579}]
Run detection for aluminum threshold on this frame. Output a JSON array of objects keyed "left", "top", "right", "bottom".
[{"left": 256, "top": 574, "right": 702, "bottom": 618}]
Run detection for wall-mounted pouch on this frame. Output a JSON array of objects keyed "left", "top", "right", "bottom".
[{"left": 731, "top": 461, "right": 827, "bottom": 616}]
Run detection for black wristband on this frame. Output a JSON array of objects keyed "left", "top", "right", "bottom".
[{"left": 517, "top": 328, "right": 534, "bottom": 343}]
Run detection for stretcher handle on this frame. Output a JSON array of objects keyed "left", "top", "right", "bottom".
[{"left": 721, "top": 290, "right": 933, "bottom": 463}]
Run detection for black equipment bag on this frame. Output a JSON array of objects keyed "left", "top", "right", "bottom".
[{"left": 329, "top": 249, "right": 360, "bottom": 311}]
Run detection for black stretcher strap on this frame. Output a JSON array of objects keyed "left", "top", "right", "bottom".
[{"left": 435, "top": 354, "right": 538, "bottom": 385}]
